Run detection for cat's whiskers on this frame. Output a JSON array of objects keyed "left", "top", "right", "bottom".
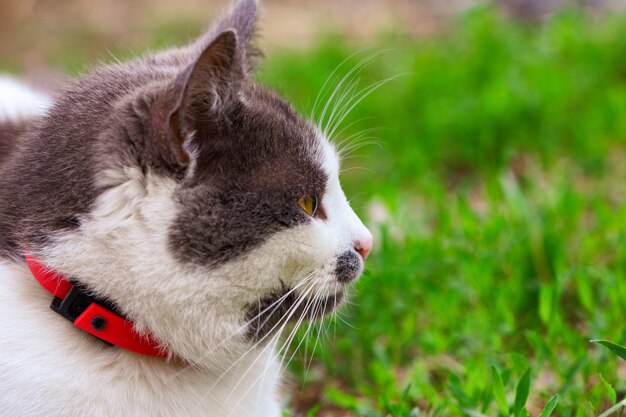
[
  {"left": 204, "top": 274, "right": 318, "bottom": 394},
  {"left": 316, "top": 50, "right": 388, "bottom": 136},
  {"left": 227, "top": 282, "right": 327, "bottom": 416},
  {"left": 256, "top": 279, "right": 323, "bottom": 399},
  {"left": 301, "top": 286, "right": 327, "bottom": 384},
  {"left": 334, "top": 126, "right": 383, "bottom": 150},
  {"left": 263, "top": 287, "right": 320, "bottom": 401},
  {"left": 163, "top": 271, "right": 319, "bottom": 386},
  {"left": 322, "top": 77, "right": 361, "bottom": 137},
  {"left": 262, "top": 282, "right": 336, "bottom": 392},
  {"left": 319, "top": 74, "right": 359, "bottom": 135},
  {"left": 220, "top": 279, "right": 320, "bottom": 416},
  {"left": 246, "top": 272, "right": 316, "bottom": 339},
  {"left": 331, "top": 293, "right": 338, "bottom": 340},
  {"left": 335, "top": 307, "right": 357, "bottom": 329},
  {"left": 319, "top": 291, "right": 332, "bottom": 344},
  {"left": 193, "top": 285, "right": 311, "bottom": 415},
  {"left": 312, "top": 57, "right": 402, "bottom": 191},
  {"left": 340, "top": 166, "right": 376, "bottom": 175},
  {"left": 279, "top": 282, "right": 327, "bottom": 373},
  {"left": 310, "top": 49, "right": 381, "bottom": 123},
  {"left": 301, "top": 295, "right": 317, "bottom": 372},
  {"left": 326, "top": 74, "right": 407, "bottom": 142},
  {"left": 338, "top": 139, "right": 382, "bottom": 160},
  {"left": 337, "top": 136, "right": 382, "bottom": 160},
  {"left": 328, "top": 116, "right": 373, "bottom": 144},
  {"left": 251, "top": 280, "right": 312, "bottom": 334},
  {"left": 308, "top": 289, "right": 328, "bottom": 362}
]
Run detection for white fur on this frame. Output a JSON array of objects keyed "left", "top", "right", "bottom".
[
  {"left": 0, "top": 77, "right": 52, "bottom": 122},
  {"left": 0, "top": 262, "right": 282, "bottom": 417},
  {"left": 0, "top": 122, "right": 370, "bottom": 415}
]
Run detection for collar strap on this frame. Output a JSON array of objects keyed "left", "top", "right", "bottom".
[{"left": 25, "top": 255, "right": 166, "bottom": 358}]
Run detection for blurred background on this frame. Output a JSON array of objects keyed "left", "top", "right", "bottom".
[{"left": 3, "top": 1, "right": 626, "bottom": 416}]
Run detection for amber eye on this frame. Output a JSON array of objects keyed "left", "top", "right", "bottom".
[{"left": 298, "top": 195, "right": 318, "bottom": 217}]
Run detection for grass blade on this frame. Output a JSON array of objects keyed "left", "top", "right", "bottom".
[
  {"left": 591, "top": 340, "right": 626, "bottom": 361},
  {"left": 305, "top": 404, "right": 321, "bottom": 417},
  {"left": 599, "top": 373, "right": 617, "bottom": 405},
  {"left": 538, "top": 395, "right": 558, "bottom": 417},
  {"left": 513, "top": 369, "right": 531, "bottom": 417},
  {"left": 492, "top": 366, "right": 509, "bottom": 416},
  {"left": 598, "top": 397, "right": 626, "bottom": 417}
]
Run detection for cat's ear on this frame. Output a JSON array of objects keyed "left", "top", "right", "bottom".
[
  {"left": 177, "top": 30, "right": 240, "bottom": 119},
  {"left": 199, "top": 0, "right": 261, "bottom": 73},
  {"left": 160, "top": 0, "right": 260, "bottom": 168},
  {"left": 165, "top": 30, "right": 240, "bottom": 166}
]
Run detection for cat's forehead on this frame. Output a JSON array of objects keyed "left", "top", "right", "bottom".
[
  {"left": 241, "top": 83, "right": 339, "bottom": 174},
  {"left": 238, "top": 83, "right": 313, "bottom": 141},
  {"left": 189, "top": 82, "right": 336, "bottom": 193}
]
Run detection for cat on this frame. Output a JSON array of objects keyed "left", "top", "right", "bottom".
[{"left": 0, "top": 0, "right": 372, "bottom": 416}]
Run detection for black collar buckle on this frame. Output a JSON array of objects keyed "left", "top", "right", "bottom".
[
  {"left": 49, "top": 282, "right": 114, "bottom": 347},
  {"left": 50, "top": 281, "right": 94, "bottom": 323}
]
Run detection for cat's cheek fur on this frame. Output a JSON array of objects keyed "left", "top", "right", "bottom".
[{"left": 38, "top": 170, "right": 250, "bottom": 364}]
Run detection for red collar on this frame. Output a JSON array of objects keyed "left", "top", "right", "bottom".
[{"left": 25, "top": 255, "right": 166, "bottom": 358}]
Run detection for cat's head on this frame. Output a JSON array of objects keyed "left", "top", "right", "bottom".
[{"left": 35, "top": 0, "right": 371, "bottom": 364}]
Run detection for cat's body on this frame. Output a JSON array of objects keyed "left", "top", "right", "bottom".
[{"left": 0, "top": 1, "right": 372, "bottom": 416}]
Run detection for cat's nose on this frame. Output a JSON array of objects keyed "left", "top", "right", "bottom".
[{"left": 354, "top": 230, "right": 373, "bottom": 261}]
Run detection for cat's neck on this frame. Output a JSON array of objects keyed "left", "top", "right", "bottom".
[{"left": 0, "top": 258, "right": 283, "bottom": 416}]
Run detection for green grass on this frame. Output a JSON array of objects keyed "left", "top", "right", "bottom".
[{"left": 256, "top": 7, "right": 626, "bottom": 417}]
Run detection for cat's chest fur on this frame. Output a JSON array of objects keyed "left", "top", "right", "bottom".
[{"left": 0, "top": 262, "right": 282, "bottom": 417}]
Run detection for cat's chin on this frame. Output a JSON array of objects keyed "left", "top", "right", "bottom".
[{"left": 243, "top": 288, "right": 345, "bottom": 343}]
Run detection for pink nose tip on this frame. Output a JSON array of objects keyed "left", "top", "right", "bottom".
[{"left": 355, "top": 233, "right": 373, "bottom": 261}]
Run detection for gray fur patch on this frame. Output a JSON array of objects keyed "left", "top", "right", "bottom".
[
  {"left": 169, "top": 82, "right": 328, "bottom": 266},
  {"left": 0, "top": 119, "right": 29, "bottom": 167}
]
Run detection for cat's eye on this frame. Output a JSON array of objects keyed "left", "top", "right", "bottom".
[{"left": 298, "top": 195, "right": 318, "bottom": 217}]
